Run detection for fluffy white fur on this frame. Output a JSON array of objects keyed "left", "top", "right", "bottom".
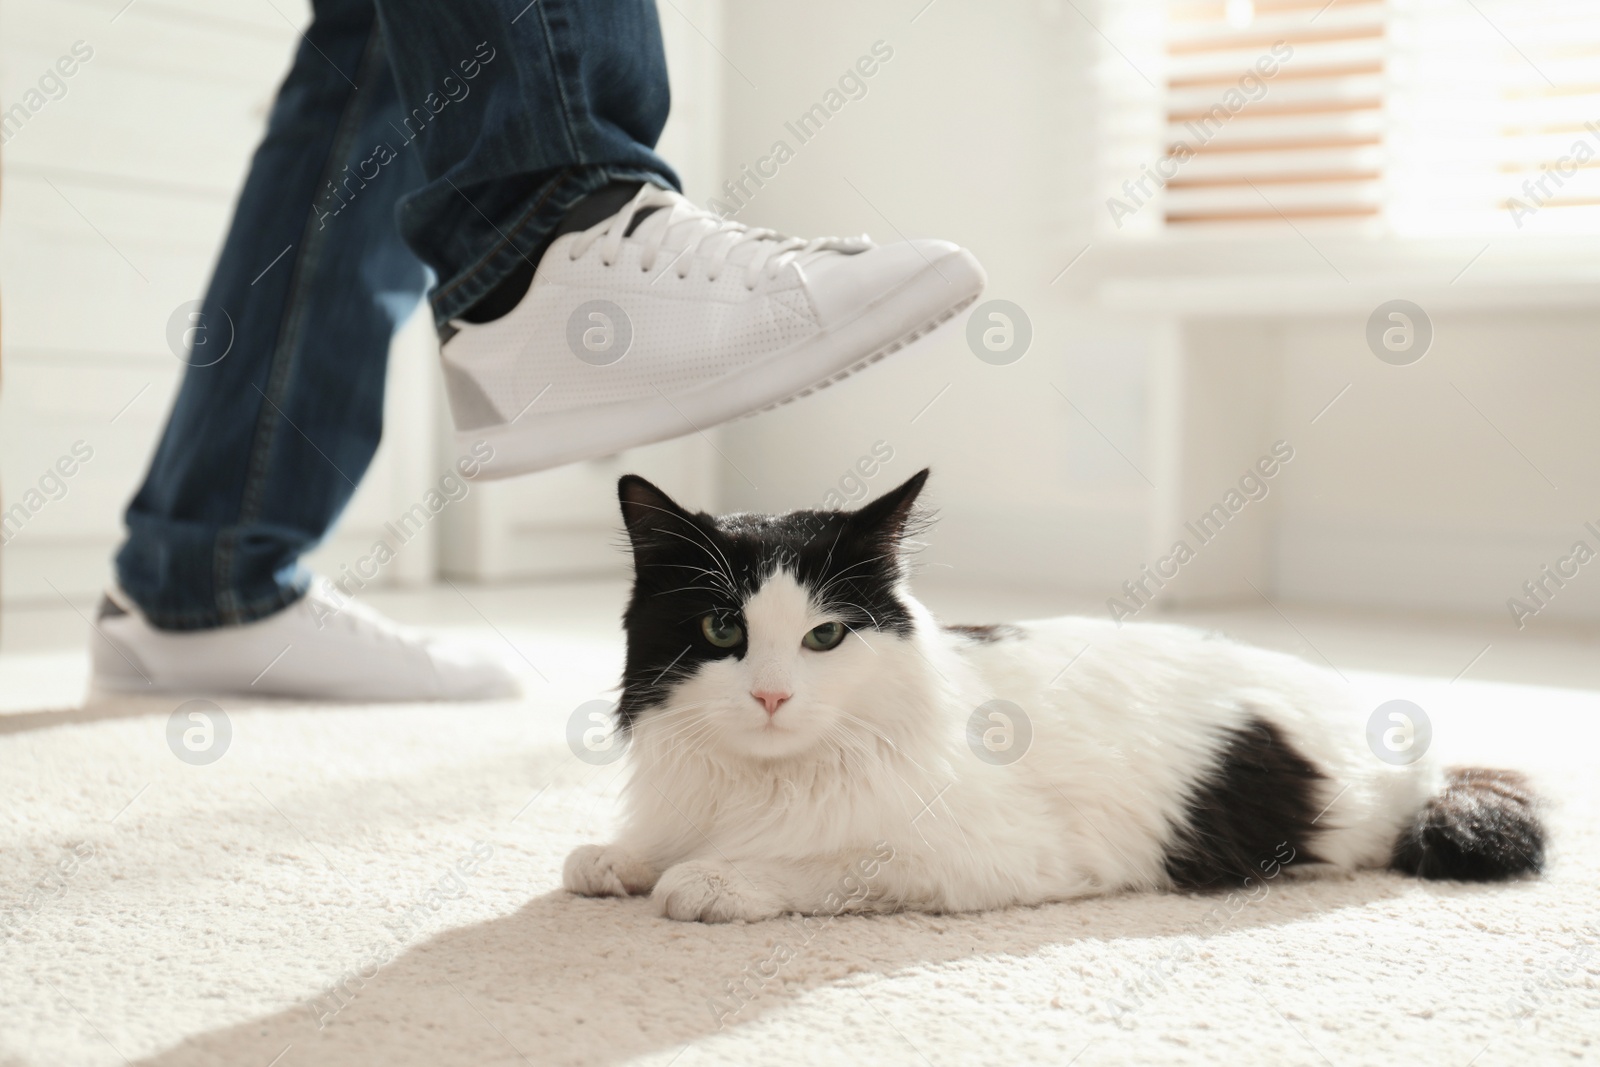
[{"left": 564, "top": 571, "right": 1439, "bottom": 922}]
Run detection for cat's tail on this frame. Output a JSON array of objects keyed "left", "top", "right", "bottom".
[{"left": 1389, "top": 767, "right": 1545, "bottom": 880}]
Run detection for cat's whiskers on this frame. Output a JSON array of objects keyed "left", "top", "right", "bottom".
[
  {"left": 829, "top": 613, "right": 882, "bottom": 653},
  {"left": 819, "top": 722, "right": 880, "bottom": 782},
  {"left": 810, "top": 718, "right": 868, "bottom": 772},
  {"left": 817, "top": 525, "right": 848, "bottom": 586},
  {"left": 829, "top": 706, "right": 943, "bottom": 782},
  {"left": 654, "top": 584, "right": 734, "bottom": 600},
  {"left": 634, "top": 704, "right": 715, "bottom": 746},
  {"left": 629, "top": 503, "right": 740, "bottom": 595},
  {"left": 812, "top": 712, "right": 975, "bottom": 862},
  {"left": 642, "top": 560, "right": 731, "bottom": 584},
  {"left": 824, "top": 705, "right": 942, "bottom": 792},
  {"left": 827, "top": 703, "right": 979, "bottom": 864},
  {"left": 640, "top": 715, "right": 711, "bottom": 747},
  {"left": 638, "top": 702, "right": 717, "bottom": 742},
  {"left": 681, "top": 727, "right": 725, "bottom": 766},
  {"left": 639, "top": 699, "right": 760, "bottom": 766},
  {"left": 642, "top": 559, "right": 743, "bottom": 603},
  {"left": 810, "top": 552, "right": 895, "bottom": 605},
  {"left": 664, "top": 722, "right": 719, "bottom": 764}
]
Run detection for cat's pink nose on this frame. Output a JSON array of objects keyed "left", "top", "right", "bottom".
[{"left": 752, "top": 690, "right": 791, "bottom": 716}]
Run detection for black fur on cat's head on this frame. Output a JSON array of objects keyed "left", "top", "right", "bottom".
[{"left": 614, "top": 469, "right": 932, "bottom": 732}]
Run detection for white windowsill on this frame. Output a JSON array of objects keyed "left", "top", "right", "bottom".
[{"left": 1085, "top": 233, "right": 1600, "bottom": 316}]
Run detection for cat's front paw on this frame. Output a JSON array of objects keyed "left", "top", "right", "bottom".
[
  {"left": 652, "top": 860, "right": 784, "bottom": 923},
  {"left": 563, "top": 844, "right": 658, "bottom": 897}
]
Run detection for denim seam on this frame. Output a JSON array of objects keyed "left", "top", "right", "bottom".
[
  {"left": 208, "top": 25, "right": 386, "bottom": 630},
  {"left": 534, "top": 0, "right": 586, "bottom": 163}
]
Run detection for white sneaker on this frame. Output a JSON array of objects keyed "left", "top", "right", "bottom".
[
  {"left": 440, "top": 184, "right": 986, "bottom": 478},
  {"left": 89, "top": 583, "right": 521, "bottom": 702}
]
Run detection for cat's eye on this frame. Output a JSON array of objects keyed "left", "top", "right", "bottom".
[
  {"left": 700, "top": 613, "right": 744, "bottom": 649},
  {"left": 802, "top": 621, "right": 847, "bottom": 651}
]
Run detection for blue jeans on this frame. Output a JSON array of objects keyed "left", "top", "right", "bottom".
[{"left": 117, "top": 0, "right": 679, "bottom": 630}]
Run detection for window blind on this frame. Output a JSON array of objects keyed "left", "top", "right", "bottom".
[
  {"left": 1101, "top": 0, "right": 1600, "bottom": 234},
  {"left": 1162, "top": 0, "right": 1388, "bottom": 227}
]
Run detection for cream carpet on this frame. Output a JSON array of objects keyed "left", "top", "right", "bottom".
[{"left": 2, "top": 626, "right": 1597, "bottom": 1067}]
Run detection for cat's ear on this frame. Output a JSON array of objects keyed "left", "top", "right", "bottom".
[
  {"left": 618, "top": 474, "right": 697, "bottom": 551},
  {"left": 847, "top": 468, "right": 930, "bottom": 546}
]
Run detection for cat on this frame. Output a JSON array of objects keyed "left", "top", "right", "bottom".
[{"left": 563, "top": 469, "right": 1545, "bottom": 922}]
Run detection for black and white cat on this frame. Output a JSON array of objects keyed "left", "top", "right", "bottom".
[{"left": 564, "top": 470, "right": 1544, "bottom": 922}]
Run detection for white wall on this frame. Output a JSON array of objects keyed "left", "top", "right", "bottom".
[
  {"left": 1274, "top": 309, "right": 1600, "bottom": 626},
  {"left": 714, "top": 0, "right": 1155, "bottom": 596}
]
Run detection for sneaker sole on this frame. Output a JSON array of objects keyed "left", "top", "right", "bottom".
[
  {"left": 459, "top": 246, "right": 986, "bottom": 479},
  {"left": 89, "top": 629, "right": 521, "bottom": 703}
]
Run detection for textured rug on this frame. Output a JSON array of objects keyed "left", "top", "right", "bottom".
[{"left": 1, "top": 635, "right": 1596, "bottom": 1067}]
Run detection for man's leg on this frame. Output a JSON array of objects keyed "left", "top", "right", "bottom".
[
  {"left": 117, "top": 0, "right": 428, "bottom": 631},
  {"left": 116, "top": 0, "right": 681, "bottom": 635},
  {"left": 97, "top": 0, "right": 519, "bottom": 700},
  {"left": 371, "top": 0, "right": 681, "bottom": 325}
]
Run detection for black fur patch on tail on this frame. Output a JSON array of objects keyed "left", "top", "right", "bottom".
[
  {"left": 1164, "top": 717, "right": 1326, "bottom": 891},
  {"left": 1390, "top": 767, "right": 1545, "bottom": 881}
]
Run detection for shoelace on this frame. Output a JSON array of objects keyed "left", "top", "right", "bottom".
[
  {"left": 567, "top": 184, "right": 874, "bottom": 290},
  {"left": 300, "top": 582, "right": 453, "bottom": 691},
  {"left": 303, "top": 581, "right": 423, "bottom": 647}
]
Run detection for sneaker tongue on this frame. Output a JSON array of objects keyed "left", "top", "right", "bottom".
[{"left": 622, "top": 204, "right": 664, "bottom": 235}]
